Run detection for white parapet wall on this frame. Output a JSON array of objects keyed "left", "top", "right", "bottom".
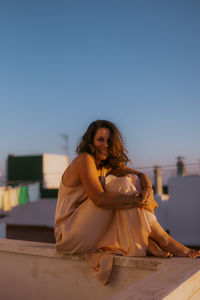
[
  {"left": 3, "top": 198, "right": 57, "bottom": 227},
  {"left": 168, "top": 175, "right": 200, "bottom": 245},
  {"left": 0, "top": 238, "right": 200, "bottom": 300}
]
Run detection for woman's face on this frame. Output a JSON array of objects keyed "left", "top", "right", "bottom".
[{"left": 93, "top": 127, "right": 110, "bottom": 162}]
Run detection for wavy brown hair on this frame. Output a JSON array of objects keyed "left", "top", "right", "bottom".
[{"left": 76, "top": 120, "right": 130, "bottom": 169}]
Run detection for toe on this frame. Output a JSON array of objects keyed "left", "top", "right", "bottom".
[{"left": 189, "top": 249, "right": 200, "bottom": 258}]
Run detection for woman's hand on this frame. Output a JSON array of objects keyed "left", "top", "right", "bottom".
[{"left": 139, "top": 188, "right": 158, "bottom": 213}]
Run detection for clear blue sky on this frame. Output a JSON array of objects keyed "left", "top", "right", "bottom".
[{"left": 0, "top": 0, "right": 200, "bottom": 176}]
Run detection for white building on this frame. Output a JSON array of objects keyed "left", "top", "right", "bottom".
[
  {"left": 168, "top": 175, "right": 200, "bottom": 246},
  {"left": 155, "top": 174, "right": 200, "bottom": 246}
]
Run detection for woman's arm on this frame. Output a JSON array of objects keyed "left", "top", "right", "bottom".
[
  {"left": 109, "top": 165, "right": 152, "bottom": 189},
  {"left": 77, "top": 153, "right": 142, "bottom": 210},
  {"left": 110, "top": 165, "right": 158, "bottom": 213}
]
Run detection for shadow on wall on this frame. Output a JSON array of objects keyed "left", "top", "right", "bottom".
[{"left": 6, "top": 225, "right": 56, "bottom": 243}]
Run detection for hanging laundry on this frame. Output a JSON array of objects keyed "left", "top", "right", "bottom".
[
  {"left": 28, "top": 182, "right": 40, "bottom": 202},
  {"left": 2, "top": 188, "right": 11, "bottom": 211},
  {"left": 0, "top": 187, "right": 3, "bottom": 210},
  {"left": 0, "top": 182, "right": 40, "bottom": 212},
  {"left": 10, "top": 187, "right": 19, "bottom": 207},
  {"left": 18, "top": 185, "right": 29, "bottom": 205}
]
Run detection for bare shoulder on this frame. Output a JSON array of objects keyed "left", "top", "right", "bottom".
[
  {"left": 77, "top": 152, "right": 95, "bottom": 166},
  {"left": 63, "top": 153, "right": 97, "bottom": 186},
  {"left": 76, "top": 153, "right": 99, "bottom": 176},
  {"left": 109, "top": 165, "right": 142, "bottom": 177},
  {"left": 122, "top": 166, "right": 143, "bottom": 176}
]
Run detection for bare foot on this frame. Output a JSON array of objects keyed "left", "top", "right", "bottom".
[
  {"left": 188, "top": 249, "right": 200, "bottom": 258},
  {"left": 173, "top": 248, "right": 200, "bottom": 258},
  {"left": 161, "top": 238, "right": 200, "bottom": 258},
  {"left": 147, "top": 239, "right": 172, "bottom": 258}
]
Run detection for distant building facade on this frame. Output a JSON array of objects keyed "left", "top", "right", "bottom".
[{"left": 7, "top": 153, "right": 68, "bottom": 197}]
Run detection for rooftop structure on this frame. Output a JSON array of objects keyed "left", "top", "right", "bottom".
[{"left": 0, "top": 238, "right": 199, "bottom": 300}]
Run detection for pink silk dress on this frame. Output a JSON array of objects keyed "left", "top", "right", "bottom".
[{"left": 54, "top": 169, "right": 157, "bottom": 285}]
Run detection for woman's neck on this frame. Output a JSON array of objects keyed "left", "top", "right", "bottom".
[{"left": 95, "top": 160, "right": 104, "bottom": 170}]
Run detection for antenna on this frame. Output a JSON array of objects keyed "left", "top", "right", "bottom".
[{"left": 60, "top": 134, "right": 69, "bottom": 156}]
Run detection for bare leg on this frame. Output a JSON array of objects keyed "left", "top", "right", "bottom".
[
  {"left": 147, "top": 238, "right": 172, "bottom": 258},
  {"left": 149, "top": 221, "right": 200, "bottom": 258}
]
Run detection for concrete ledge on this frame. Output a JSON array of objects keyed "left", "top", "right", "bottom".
[
  {"left": 0, "top": 237, "right": 163, "bottom": 270},
  {"left": 111, "top": 258, "right": 200, "bottom": 300},
  {"left": 0, "top": 238, "right": 200, "bottom": 300}
]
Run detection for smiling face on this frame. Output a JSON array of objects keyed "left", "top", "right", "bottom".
[
  {"left": 76, "top": 119, "right": 130, "bottom": 169},
  {"left": 93, "top": 127, "right": 111, "bottom": 163}
]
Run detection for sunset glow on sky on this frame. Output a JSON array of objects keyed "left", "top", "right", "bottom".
[{"left": 0, "top": 0, "right": 200, "bottom": 177}]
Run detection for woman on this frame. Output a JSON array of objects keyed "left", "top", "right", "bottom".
[{"left": 54, "top": 120, "right": 200, "bottom": 284}]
